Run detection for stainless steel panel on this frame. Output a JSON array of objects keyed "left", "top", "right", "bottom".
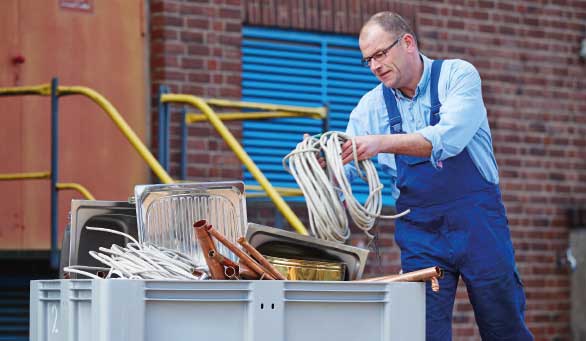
[
  {"left": 135, "top": 181, "right": 247, "bottom": 265},
  {"left": 67, "top": 200, "right": 137, "bottom": 278}
]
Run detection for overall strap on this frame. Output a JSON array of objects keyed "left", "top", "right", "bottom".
[
  {"left": 383, "top": 59, "right": 444, "bottom": 133},
  {"left": 429, "top": 59, "right": 444, "bottom": 125},
  {"left": 382, "top": 86, "right": 403, "bottom": 134}
]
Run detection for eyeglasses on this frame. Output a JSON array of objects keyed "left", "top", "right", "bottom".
[{"left": 361, "top": 35, "right": 403, "bottom": 67}]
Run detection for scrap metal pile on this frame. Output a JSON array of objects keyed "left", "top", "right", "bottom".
[{"left": 63, "top": 181, "right": 442, "bottom": 290}]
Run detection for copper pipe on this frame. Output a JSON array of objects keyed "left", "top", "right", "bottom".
[
  {"left": 194, "top": 220, "right": 225, "bottom": 280},
  {"left": 224, "top": 266, "right": 238, "bottom": 279},
  {"left": 205, "top": 225, "right": 275, "bottom": 280},
  {"left": 356, "top": 266, "right": 443, "bottom": 283},
  {"left": 431, "top": 276, "right": 440, "bottom": 292},
  {"left": 192, "top": 269, "right": 206, "bottom": 278},
  {"left": 237, "top": 237, "right": 286, "bottom": 280},
  {"left": 209, "top": 249, "right": 239, "bottom": 269},
  {"left": 238, "top": 263, "right": 261, "bottom": 280}
]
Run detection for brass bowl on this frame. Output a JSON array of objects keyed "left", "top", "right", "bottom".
[{"left": 265, "top": 256, "right": 346, "bottom": 281}]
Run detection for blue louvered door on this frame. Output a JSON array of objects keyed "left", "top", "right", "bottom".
[
  {"left": 242, "top": 26, "right": 394, "bottom": 206},
  {"left": 0, "top": 278, "right": 30, "bottom": 341}
]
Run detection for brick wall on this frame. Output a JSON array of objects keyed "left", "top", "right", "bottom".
[
  {"left": 150, "top": 0, "right": 244, "bottom": 179},
  {"left": 151, "top": 1, "right": 586, "bottom": 340}
]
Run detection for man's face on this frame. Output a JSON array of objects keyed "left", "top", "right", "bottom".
[{"left": 359, "top": 24, "right": 405, "bottom": 89}]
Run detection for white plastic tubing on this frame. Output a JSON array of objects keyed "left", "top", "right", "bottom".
[
  {"left": 283, "top": 131, "right": 410, "bottom": 243},
  {"left": 63, "top": 226, "right": 208, "bottom": 280}
]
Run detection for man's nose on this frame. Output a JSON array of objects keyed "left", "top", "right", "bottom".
[{"left": 370, "top": 59, "right": 383, "bottom": 72}]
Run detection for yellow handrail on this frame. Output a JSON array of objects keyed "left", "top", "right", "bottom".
[
  {"left": 245, "top": 185, "right": 304, "bottom": 197},
  {"left": 56, "top": 182, "right": 96, "bottom": 200},
  {"left": 205, "top": 98, "right": 326, "bottom": 119},
  {"left": 0, "top": 84, "right": 312, "bottom": 233},
  {"left": 0, "top": 84, "right": 51, "bottom": 96},
  {"left": 162, "top": 93, "right": 309, "bottom": 236},
  {"left": 0, "top": 171, "right": 51, "bottom": 181},
  {"left": 0, "top": 83, "right": 174, "bottom": 184},
  {"left": 186, "top": 111, "right": 314, "bottom": 123},
  {"left": 58, "top": 86, "right": 174, "bottom": 184}
]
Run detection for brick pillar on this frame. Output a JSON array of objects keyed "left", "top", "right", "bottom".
[{"left": 150, "top": 0, "right": 243, "bottom": 180}]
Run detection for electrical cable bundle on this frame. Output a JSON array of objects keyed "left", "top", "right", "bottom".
[
  {"left": 63, "top": 226, "right": 208, "bottom": 280},
  {"left": 283, "top": 134, "right": 350, "bottom": 242},
  {"left": 283, "top": 131, "right": 410, "bottom": 242}
]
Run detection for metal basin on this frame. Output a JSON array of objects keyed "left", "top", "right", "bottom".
[
  {"left": 266, "top": 255, "right": 346, "bottom": 281},
  {"left": 246, "top": 223, "right": 369, "bottom": 280}
]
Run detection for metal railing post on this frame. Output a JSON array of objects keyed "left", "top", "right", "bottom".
[
  {"left": 157, "top": 85, "right": 169, "bottom": 172},
  {"left": 50, "top": 78, "right": 59, "bottom": 269},
  {"left": 181, "top": 106, "right": 188, "bottom": 180},
  {"left": 321, "top": 102, "right": 330, "bottom": 133}
]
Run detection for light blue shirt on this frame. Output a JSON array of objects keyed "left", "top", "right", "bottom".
[{"left": 345, "top": 54, "right": 499, "bottom": 199}]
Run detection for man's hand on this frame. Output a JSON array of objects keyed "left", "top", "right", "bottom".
[
  {"left": 303, "top": 133, "right": 326, "bottom": 168},
  {"left": 341, "top": 135, "right": 383, "bottom": 165}
]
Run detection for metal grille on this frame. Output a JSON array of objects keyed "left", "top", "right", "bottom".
[{"left": 0, "top": 278, "right": 29, "bottom": 341}]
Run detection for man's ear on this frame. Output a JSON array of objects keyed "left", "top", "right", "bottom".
[{"left": 403, "top": 34, "right": 417, "bottom": 52}]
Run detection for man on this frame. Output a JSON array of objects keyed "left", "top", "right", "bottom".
[{"left": 341, "top": 12, "right": 533, "bottom": 340}]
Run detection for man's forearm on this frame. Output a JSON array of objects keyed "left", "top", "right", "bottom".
[
  {"left": 341, "top": 133, "right": 432, "bottom": 164},
  {"left": 379, "top": 133, "right": 432, "bottom": 157}
]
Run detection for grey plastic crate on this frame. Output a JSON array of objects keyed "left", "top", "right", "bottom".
[{"left": 30, "top": 279, "right": 425, "bottom": 341}]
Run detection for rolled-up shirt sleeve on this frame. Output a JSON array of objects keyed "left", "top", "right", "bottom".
[{"left": 417, "top": 61, "right": 487, "bottom": 168}]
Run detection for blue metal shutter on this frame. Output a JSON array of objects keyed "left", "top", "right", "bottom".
[
  {"left": 0, "top": 278, "right": 30, "bottom": 341},
  {"left": 242, "top": 26, "right": 394, "bottom": 206}
]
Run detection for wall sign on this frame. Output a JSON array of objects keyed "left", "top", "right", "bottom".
[{"left": 59, "top": 0, "right": 93, "bottom": 12}]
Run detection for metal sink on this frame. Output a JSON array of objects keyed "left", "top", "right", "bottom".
[
  {"left": 62, "top": 200, "right": 137, "bottom": 278},
  {"left": 246, "top": 223, "right": 369, "bottom": 280}
]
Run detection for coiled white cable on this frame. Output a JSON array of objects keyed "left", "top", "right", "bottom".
[
  {"left": 283, "top": 131, "right": 410, "bottom": 242},
  {"left": 283, "top": 136, "right": 350, "bottom": 242},
  {"left": 63, "top": 226, "right": 208, "bottom": 280}
]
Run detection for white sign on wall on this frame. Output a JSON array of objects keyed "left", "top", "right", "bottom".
[{"left": 59, "top": 0, "right": 93, "bottom": 12}]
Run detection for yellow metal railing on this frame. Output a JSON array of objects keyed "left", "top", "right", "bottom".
[
  {"left": 245, "top": 185, "right": 304, "bottom": 198},
  {"left": 58, "top": 85, "right": 174, "bottom": 184},
  {"left": 186, "top": 97, "right": 324, "bottom": 200},
  {"left": 0, "top": 83, "right": 319, "bottom": 235},
  {"left": 0, "top": 83, "right": 174, "bottom": 184},
  {"left": 56, "top": 182, "right": 95, "bottom": 200},
  {"left": 0, "top": 81, "right": 164, "bottom": 266},
  {"left": 185, "top": 98, "right": 326, "bottom": 123},
  {"left": 0, "top": 171, "right": 51, "bottom": 181},
  {"left": 162, "top": 93, "right": 319, "bottom": 236},
  {"left": 0, "top": 172, "right": 94, "bottom": 200}
]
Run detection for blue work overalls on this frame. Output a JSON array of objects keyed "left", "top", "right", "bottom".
[{"left": 383, "top": 60, "right": 533, "bottom": 340}]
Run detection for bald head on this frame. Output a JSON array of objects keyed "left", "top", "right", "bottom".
[
  {"left": 360, "top": 12, "right": 417, "bottom": 48},
  {"left": 358, "top": 12, "right": 422, "bottom": 97}
]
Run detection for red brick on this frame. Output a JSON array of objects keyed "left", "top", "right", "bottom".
[
  {"left": 219, "top": 33, "right": 241, "bottom": 46},
  {"left": 186, "top": 44, "right": 210, "bottom": 56},
  {"left": 187, "top": 72, "right": 210, "bottom": 83},
  {"left": 180, "top": 31, "right": 204, "bottom": 43},
  {"left": 151, "top": 14, "right": 183, "bottom": 27},
  {"left": 185, "top": 18, "right": 210, "bottom": 29},
  {"left": 181, "top": 57, "right": 204, "bottom": 69},
  {"left": 220, "top": 7, "right": 242, "bottom": 20},
  {"left": 180, "top": 4, "right": 216, "bottom": 16},
  {"left": 151, "top": 27, "right": 179, "bottom": 40}
]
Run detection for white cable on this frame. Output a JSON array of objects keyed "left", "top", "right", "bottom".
[
  {"left": 283, "top": 131, "right": 410, "bottom": 242},
  {"left": 64, "top": 226, "right": 208, "bottom": 280},
  {"left": 283, "top": 136, "right": 350, "bottom": 242}
]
